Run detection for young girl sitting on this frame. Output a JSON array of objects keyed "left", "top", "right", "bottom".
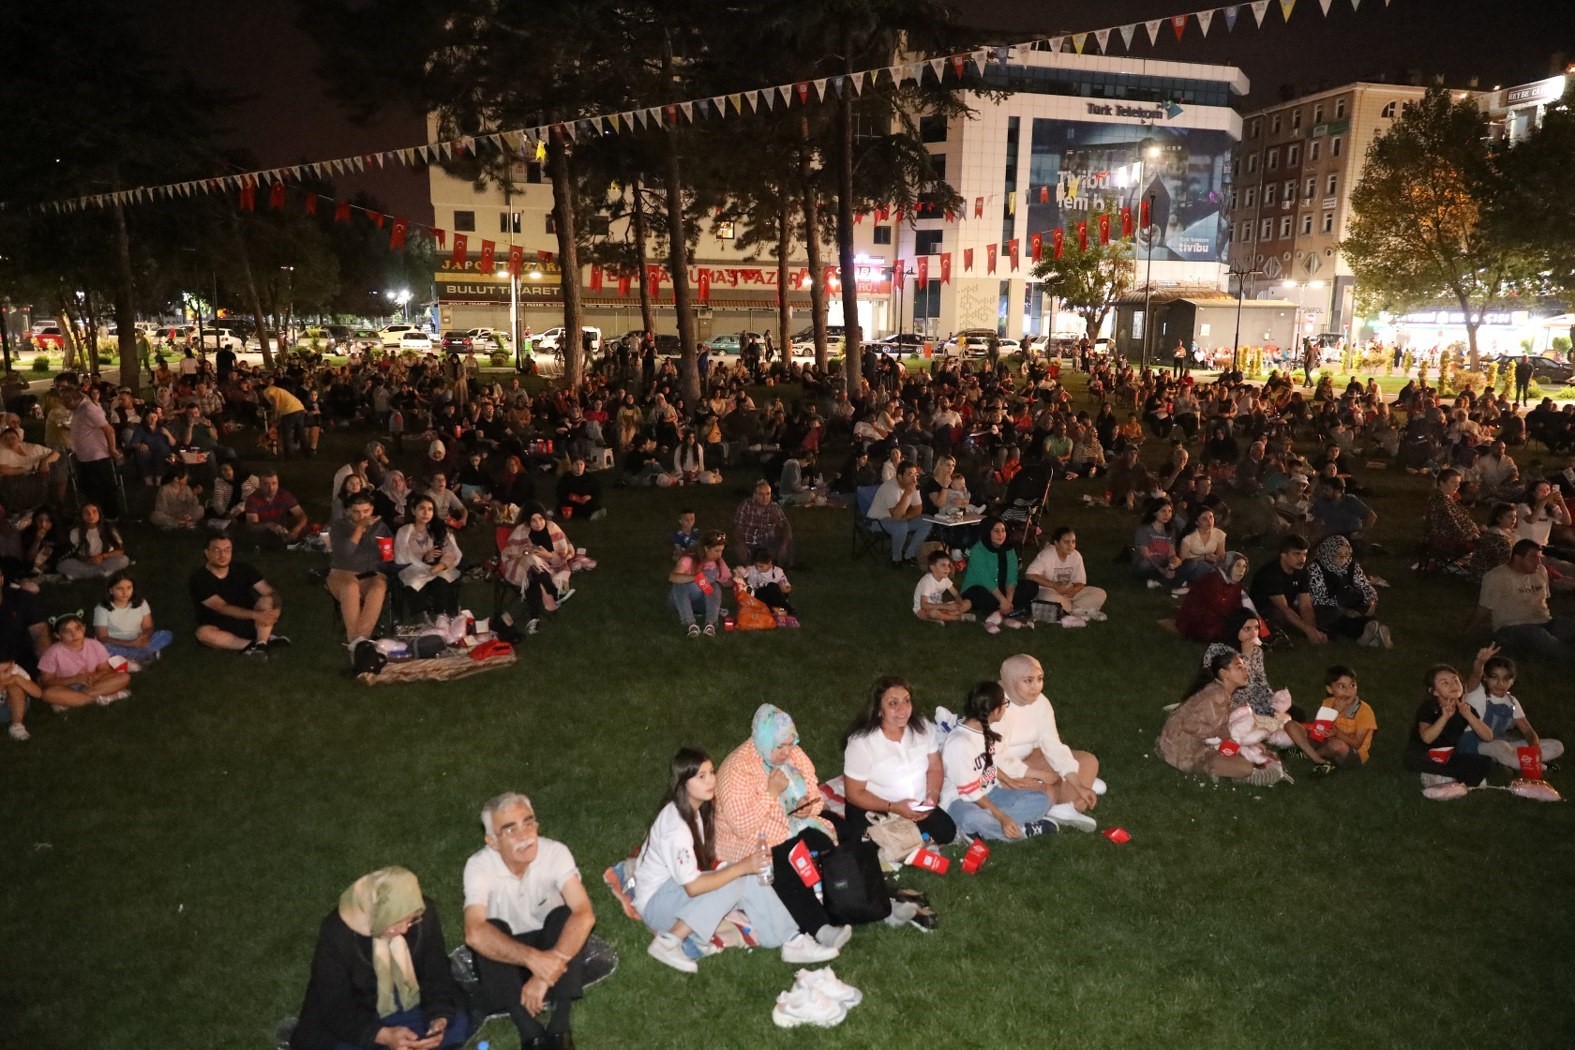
[
  {"left": 92, "top": 572, "right": 175, "bottom": 669},
  {"left": 3, "top": 659, "right": 44, "bottom": 741},
  {"left": 940, "top": 681, "right": 1054, "bottom": 842},
  {"left": 58, "top": 503, "right": 130, "bottom": 580},
  {"left": 38, "top": 610, "right": 132, "bottom": 711},
  {"left": 1460, "top": 645, "right": 1565, "bottom": 772},
  {"left": 1405, "top": 663, "right": 1496, "bottom": 800},
  {"left": 634, "top": 747, "right": 837, "bottom": 974},
  {"left": 743, "top": 547, "right": 795, "bottom": 621}
]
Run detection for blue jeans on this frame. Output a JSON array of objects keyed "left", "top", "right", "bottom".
[
  {"left": 946, "top": 787, "right": 1050, "bottom": 842},
  {"left": 1494, "top": 617, "right": 1575, "bottom": 662},
  {"left": 670, "top": 581, "right": 720, "bottom": 627},
  {"left": 638, "top": 873, "right": 799, "bottom": 947},
  {"left": 876, "top": 517, "right": 932, "bottom": 562},
  {"left": 103, "top": 630, "right": 175, "bottom": 664},
  {"left": 329, "top": 1004, "right": 472, "bottom": 1050}
]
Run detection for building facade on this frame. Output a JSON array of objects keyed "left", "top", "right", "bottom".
[{"left": 1480, "top": 69, "right": 1572, "bottom": 145}]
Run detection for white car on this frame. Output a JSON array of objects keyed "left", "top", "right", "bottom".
[
  {"left": 466, "top": 328, "right": 502, "bottom": 351},
  {"left": 534, "top": 326, "right": 602, "bottom": 353},
  {"left": 200, "top": 328, "right": 241, "bottom": 350},
  {"left": 380, "top": 323, "right": 418, "bottom": 348},
  {"left": 398, "top": 330, "right": 433, "bottom": 351},
  {"left": 789, "top": 325, "right": 845, "bottom": 357}
]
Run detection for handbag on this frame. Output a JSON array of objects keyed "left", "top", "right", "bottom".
[
  {"left": 819, "top": 840, "right": 892, "bottom": 925},
  {"left": 864, "top": 811, "right": 923, "bottom": 866}
]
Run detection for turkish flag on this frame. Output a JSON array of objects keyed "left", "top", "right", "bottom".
[
  {"left": 450, "top": 234, "right": 468, "bottom": 267},
  {"left": 940, "top": 252, "right": 952, "bottom": 284},
  {"left": 1140, "top": 198, "right": 1151, "bottom": 231},
  {"left": 854, "top": 212, "right": 864, "bottom": 225},
  {"left": 368, "top": 211, "right": 384, "bottom": 229},
  {"left": 986, "top": 244, "right": 997, "bottom": 274},
  {"left": 1121, "top": 207, "right": 1134, "bottom": 238},
  {"left": 1098, "top": 213, "right": 1111, "bottom": 245},
  {"left": 916, "top": 256, "right": 928, "bottom": 287},
  {"left": 238, "top": 184, "right": 255, "bottom": 212},
  {"left": 1053, "top": 228, "right": 1065, "bottom": 260},
  {"left": 508, "top": 244, "right": 525, "bottom": 277},
  {"left": 537, "top": 250, "right": 554, "bottom": 264},
  {"left": 433, "top": 228, "right": 446, "bottom": 249},
  {"left": 333, "top": 200, "right": 350, "bottom": 224},
  {"left": 698, "top": 268, "right": 711, "bottom": 303},
  {"left": 973, "top": 196, "right": 983, "bottom": 219},
  {"left": 875, "top": 205, "right": 889, "bottom": 223},
  {"left": 305, "top": 194, "right": 317, "bottom": 216},
  {"left": 1007, "top": 239, "right": 1019, "bottom": 271},
  {"left": 963, "top": 248, "right": 974, "bottom": 272},
  {"left": 589, "top": 264, "right": 604, "bottom": 292},
  {"left": 479, "top": 240, "right": 496, "bottom": 273},
  {"left": 268, "top": 182, "right": 285, "bottom": 210},
  {"left": 1077, "top": 221, "right": 1089, "bottom": 252},
  {"left": 1030, "top": 232, "right": 1043, "bottom": 262},
  {"left": 1039, "top": 185, "right": 1049, "bottom": 204},
  {"left": 646, "top": 264, "right": 664, "bottom": 287},
  {"left": 389, "top": 216, "right": 408, "bottom": 251},
  {"left": 617, "top": 272, "right": 632, "bottom": 297}
]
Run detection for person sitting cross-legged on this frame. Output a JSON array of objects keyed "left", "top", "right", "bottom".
[{"left": 189, "top": 533, "right": 287, "bottom": 657}]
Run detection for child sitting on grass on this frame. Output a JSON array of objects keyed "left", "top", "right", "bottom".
[
  {"left": 1303, "top": 664, "right": 1377, "bottom": 775},
  {"left": 1460, "top": 645, "right": 1564, "bottom": 772},
  {"left": 742, "top": 547, "right": 795, "bottom": 622},
  {"left": 913, "top": 550, "right": 972, "bottom": 625},
  {"left": 670, "top": 509, "right": 698, "bottom": 559},
  {"left": 1405, "top": 663, "right": 1496, "bottom": 800},
  {"left": 92, "top": 572, "right": 175, "bottom": 670}
]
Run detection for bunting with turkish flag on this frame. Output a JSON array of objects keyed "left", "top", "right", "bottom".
[
  {"left": 1077, "top": 221, "right": 1089, "bottom": 252},
  {"left": 617, "top": 271, "right": 632, "bottom": 297},
  {"left": 1005, "top": 239, "right": 1017, "bottom": 271},
  {"left": 647, "top": 264, "right": 664, "bottom": 288},
  {"left": 433, "top": 228, "right": 446, "bottom": 249},
  {"left": 537, "top": 250, "right": 554, "bottom": 264},
  {"left": 389, "top": 216, "right": 409, "bottom": 251},
  {"left": 973, "top": 196, "right": 983, "bottom": 219},
  {"left": 963, "top": 248, "right": 973, "bottom": 272},
  {"left": 874, "top": 205, "right": 889, "bottom": 223},
  {"left": 269, "top": 181, "right": 285, "bottom": 210},
  {"left": 940, "top": 252, "right": 952, "bottom": 284},
  {"left": 915, "top": 257, "right": 928, "bottom": 287},
  {"left": 449, "top": 234, "right": 468, "bottom": 267},
  {"left": 697, "top": 268, "right": 711, "bottom": 304},
  {"left": 479, "top": 240, "right": 496, "bottom": 273},
  {"left": 1030, "top": 232, "right": 1043, "bottom": 262},
  {"left": 1098, "top": 213, "right": 1111, "bottom": 245},
  {"left": 1039, "top": 185, "right": 1049, "bottom": 204},
  {"left": 1052, "top": 227, "right": 1065, "bottom": 260},
  {"left": 334, "top": 200, "right": 351, "bottom": 224},
  {"left": 986, "top": 244, "right": 997, "bottom": 274},
  {"left": 369, "top": 211, "right": 385, "bottom": 229},
  {"left": 589, "top": 264, "right": 604, "bottom": 292},
  {"left": 305, "top": 194, "right": 317, "bottom": 216},
  {"left": 238, "top": 183, "right": 255, "bottom": 212},
  {"left": 1121, "top": 206, "right": 1134, "bottom": 238},
  {"left": 507, "top": 244, "right": 524, "bottom": 277}
]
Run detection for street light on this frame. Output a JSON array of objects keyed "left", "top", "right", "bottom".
[
  {"left": 1282, "top": 278, "right": 1326, "bottom": 348},
  {"left": 892, "top": 264, "right": 914, "bottom": 340},
  {"left": 1229, "top": 266, "right": 1263, "bottom": 373},
  {"left": 497, "top": 266, "right": 522, "bottom": 371}
]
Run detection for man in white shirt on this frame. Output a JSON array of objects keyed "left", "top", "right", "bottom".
[
  {"left": 463, "top": 792, "right": 596, "bottom": 1049},
  {"left": 867, "top": 462, "right": 932, "bottom": 566}
]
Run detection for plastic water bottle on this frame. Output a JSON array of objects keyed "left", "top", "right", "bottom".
[{"left": 756, "top": 831, "right": 774, "bottom": 885}]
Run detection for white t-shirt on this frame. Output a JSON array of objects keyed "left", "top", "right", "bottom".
[
  {"left": 1464, "top": 684, "right": 1525, "bottom": 722},
  {"left": 633, "top": 802, "right": 704, "bottom": 914},
  {"left": 462, "top": 838, "right": 580, "bottom": 936},
  {"left": 1516, "top": 503, "right": 1566, "bottom": 547},
  {"left": 92, "top": 601, "right": 151, "bottom": 642},
  {"left": 868, "top": 478, "right": 921, "bottom": 521},
  {"left": 913, "top": 573, "right": 958, "bottom": 613},
  {"left": 843, "top": 724, "right": 938, "bottom": 804},
  {"left": 994, "top": 696, "right": 1079, "bottom": 779},
  {"left": 1024, "top": 547, "right": 1087, "bottom": 587},
  {"left": 940, "top": 723, "right": 997, "bottom": 808}
]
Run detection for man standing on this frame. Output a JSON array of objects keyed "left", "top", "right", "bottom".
[
  {"left": 732, "top": 479, "right": 794, "bottom": 568},
  {"left": 1249, "top": 533, "right": 1327, "bottom": 644},
  {"left": 869, "top": 462, "right": 933, "bottom": 567},
  {"left": 260, "top": 376, "right": 308, "bottom": 458},
  {"left": 1171, "top": 339, "right": 1187, "bottom": 378},
  {"left": 190, "top": 533, "right": 286, "bottom": 656},
  {"left": 1514, "top": 356, "right": 1533, "bottom": 406},
  {"left": 244, "top": 468, "right": 309, "bottom": 549},
  {"left": 65, "top": 384, "right": 122, "bottom": 518},
  {"left": 328, "top": 492, "right": 390, "bottom": 655},
  {"left": 1472, "top": 540, "right": 1575, "bottom": 662},
  {"left": 464, "top": 793, "right": 594, "bottom": 1050}
]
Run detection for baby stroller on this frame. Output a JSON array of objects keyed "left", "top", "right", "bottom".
[{"left": 999, "top": 462, "right": 1052, "bottom": 551}]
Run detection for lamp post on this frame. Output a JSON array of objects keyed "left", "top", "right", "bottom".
[
  {"left": 1141, "top": 190, "right": 1157, "bottom": 371},
  {"left": 497, "top": 265, "right": 522, "bottom": 371},
  {"left": 279, "top": 265, "right": 295, "bottom": 355},
  {"left": 893, "top": 264, "right": 914, "bottom": 340},
  {"left": 1283, "top": 278, "right": 1326, "bottom": 363},
  {"left": 1229, "top": 266, "right": 1263, "bottom": 373}
]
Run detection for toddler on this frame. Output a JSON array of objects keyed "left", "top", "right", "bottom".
[
  {"left": 743, "top": 547, "right": 795, "bottom": 618},
  {"left": 1461, "top": 645, "right": 1564, "bottom": 772},
  {"left": 913, "top": 550, "right": 972, "bottom": 624}
]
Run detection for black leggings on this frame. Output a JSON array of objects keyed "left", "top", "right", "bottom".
[
  {"left": 473, "top": 910, "right": 585, "bottom": 1041},
  {"left": 405, "top": 577, "right": 460, "bottom": 618},
  {"left": 770, "top": 827, "right": 837, "bottom": 933}
]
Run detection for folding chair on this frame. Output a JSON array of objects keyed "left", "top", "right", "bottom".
[
  {"left": 851, "top": 484, "right": 885, "bottom": 560},
  {"left": 485, "top": 524, "right": 520, "bottom": 619},
  {"left": 1000, "top": 464, "right": 1052, "bottom": 552},
  {"left": 66, "top": 451, "right": 132, "bottom": 522}
]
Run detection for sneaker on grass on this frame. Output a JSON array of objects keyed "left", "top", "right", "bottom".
[
  {"left": 814, "top": 924, "right": 852, "bottom": 950},
  {"left": 1020, "top": 818, "right": 1057, "bottom": 837},
  {"left": 771, "top": 986, "right": 846, "bottom": 1028},
  {"left": 646, "top": 931, "right": 697, "bottom": 974},
  {"left": 780, "top": 932, "right": 839, "bottom": 965},
  {"left": 267, "top": 635, "right": 292, "bottom": 649},
  {"left": 1046, "top": 802, "right": 1097, "bottom": 832},
  {"left": 8, "top": 722, "right": 29, "bottom": 741},
  {"left": 795, "top": 967, "right": 863, "bottom": 1007}
]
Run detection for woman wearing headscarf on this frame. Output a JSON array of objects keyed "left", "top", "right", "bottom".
[
  {"left": 373, "top": 470, "right": 411, "bottom": 528},
  {"left": 994, "top": 654, "right": 1104, "bottom": 832},
  {"left": 1175, "top": 551, "right": 1253, "bottom": 643},
  {"left": 500, "top": 503, "right": 570, "bottom": 631},
  {"left": 290, "top": 867, "right": 471, "bottom": 1050},
  {"left": 1307, "top": 535, "right": 1390, "bottom": 647},
  {"left": 957, "top": 517, "right": 1028, "bottom": 634},
  {"left": 714, "top": 704, "right": 850, "bottom": 946},
  {"left": 1159, "top": 648, "right": 1293, "bottom": 786}
]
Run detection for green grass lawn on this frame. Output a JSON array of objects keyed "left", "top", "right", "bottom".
[{"left": 3, "top": 385, "right": 1573, "bottom": 1050}]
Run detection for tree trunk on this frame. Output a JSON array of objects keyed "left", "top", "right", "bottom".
[
  {"left": 662, "top": 141, "right": 699, "bottom": 406},
  {"left": 800, "top": 120, "right": 828, "bottom": 373},
  {"left": 776, "top": 198, "right": 792, "bottom": 365},
  {"left": 111, "top": 201, "right": 140, "bottom": 391},
  {"left": 631, "top": 181, "right": 656, "bottom": 336},
  {"left": 547, "top": 134, "right": 585, "bottom": 388},
  {"left": 228, "top": 215, "right": 275, "bottom": 372},
  {"left": 836, "top": 43, "right": 862, "bottom": 397},
  {"left": 55, "top": 302, "right": 80, "bottom": 372}
]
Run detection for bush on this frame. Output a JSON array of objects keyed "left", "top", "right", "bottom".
[
  {"left": 30, "top": 356, "right": 50, "bottom": 373},
  {"left": 489, "top": 350, "right": 509, "bottom": 368}
]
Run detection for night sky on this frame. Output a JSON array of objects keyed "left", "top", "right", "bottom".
[{"left": 140, "top": 0, "right": 1572, "bottom": 221}]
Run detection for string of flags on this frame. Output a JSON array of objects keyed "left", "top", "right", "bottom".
[{"left": 6, "top": 0, "right": 1390, "bottom": 222}]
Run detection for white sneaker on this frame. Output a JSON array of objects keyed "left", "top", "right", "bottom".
[
  {"left": 1091, "top": 777, "right": 1108, "bottom": 796},
  {"left": 771, "top": 985, "right": 847, "bottom": 1028},
  {"left": 1084, "top": 609, "right": 1109, "bottom": 622},
  {"left": 781, "top": 932, "right": 840, "bottom": 965},
  {"left": 814, "top": 924, "right": 853, "bottom": 950},
  {"left": 8, "top": 722, "right": 28, "bottom": 741},
  {"left": 795, "top": 967, "right": 863, "bottom": 1007},
  {"left": 1046, "top": 801, "right": 1097, "bottom": 832},
  {"left": 1059, "top": 615, "right": 1088, "bottom": 629},
  {"left": 1146, "top": 579, "right": 1162, "bottom": 590},
  {"left": 646, "top": 932, "right": 697, "bottom": 974}
]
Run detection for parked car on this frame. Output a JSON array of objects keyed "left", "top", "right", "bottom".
[
  {"left": 868, "top": 332, "right": 927, "bottom": 353},
  {"left": 30, "top": 324, "right": 64, "bottom": 350},
  {"left": 379, "top": 323, "right": 418, "bottom": 348},
  {"left": 702, "top": 331, "right": 768, "bottom": 356},
  {"left": 465, "top": 328, "right": 501, "bottom": 351},
  {"left": 534, "top": 326, "right": 602, "bottom": 353},
  {"left": 398, "top": 330, "right": 434, "bottom": 352},
  {"left": 942, "top": 330, "right": 1019, "bottom": 358},
  {"left": 789, "top": 325, "right": 846, "bottom": 356},
  {"left": 440, "top": 331, "right": 473, "bottom": 353},
  {"left": 1494, "top": 352, "right": 1574, "bottom": 385},
  {"left": 301, "top": 326, "right": 336, "bottom": 350},
  {"left": 200, "top": 328, "right": 241, "bottom": 350}
]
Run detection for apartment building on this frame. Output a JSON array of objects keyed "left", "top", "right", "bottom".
[{"left": 1481, "top": 68, "right": 1572, "bottom": 145}]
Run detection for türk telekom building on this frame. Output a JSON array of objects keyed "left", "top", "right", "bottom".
[{"left": 897, "top": 49, "right": 1246, "bottom": 342}]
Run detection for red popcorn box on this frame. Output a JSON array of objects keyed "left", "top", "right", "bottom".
[
  {"left": 962, "top": 838, "right": 991, "bottom": 875},
  {"left": 560, "top": 505, "right": 573, "bottom": 520},
  {"left": 1307, "top": 721, "right": 1334, "bottom": 743},
  {"left": 1217, "top": 740, "right": 1241, "bottom": 756},
  {"left": 911, "top": 847, "right": 949, "bottom": 875},
  {"left": 376, "top": 535, "right": 394, "bottom": 561},
  {"left": 788, "top": 840, "right": 820, "bottom": 887},
  {"left": 694, "top": 573, "right": 713, "bottom": 595},
  {"left": 1518, "top": 745, "right": 1544, "bottom": 781},
  {"left": 1102, "top": 827, "right": 1131, "bottom": 845},
  {"left": 1428, "top": 746, "right": 1455, "bottom": 764}
]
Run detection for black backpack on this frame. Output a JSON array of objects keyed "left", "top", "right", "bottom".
[
  {"left": 353, "top": 640, "right": 386, "bottom": 675},
  {"left": 820, "top": 840, "right": 892, "bottom": 925}
]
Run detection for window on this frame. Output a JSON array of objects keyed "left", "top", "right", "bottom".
[
  {"left": 1313, "top": 104, "right": 1324, "bottom": 124},
  {"left": 525, "top": 162, "right": 544, "bottom": 184},
  {"left": 1270, "top": 114, "right": 1282, "bottom": 134},
  {"left": 1228, "top": 189, "right": 1238, "bottom": 210},
  {"left": 1305, "top": 177, "right": 1317, "bottom": 200},
  {"left": 1331, "top": 137, "right": 1342, "bottom": 158},
  {"left": 873, "top": 225, "right": 892, "bottom": 245},
  {"left": 1381, "top": 100, "right": 1398, "bottom": 118},
  {"left": 1244, "top": 187, "right": 1257, "bottom": 208},
  {"left": 453, "top": 210, "right": 476, "bottom": 232},
  {"left": 1301, "top": 214, "right": 1313, "bottom": 236},
  {"left": 919, "top": 115, "right": 948, "bottom": 143},
  {"left": 1241, "top": 222, "right": 1253, "bottom": 243},
  {"left": 1260, "top": 218, "right": 1273, "bottom": 240},
  {"left": 1280, "top": 216, "right": 1292, "bottom": 238},
  {"left": 1291, "top": 110, "right": 1302, "bottom": 132},
  {"left": 1286, "top": 144, "right": 1300, "bottom": 166},
  {"left": 1326, "top": 174, "right": 1338, "bottom": 196},
  {"left": 588, "top": 216, "right": 610, "bottom": 237},
  {"left": 1246, "top": 152, "right": 1259, "bottom": 174},
  {"left": 1322, "top": 212, "right": 1335, "bottom": 234},
  {"left": 499, "top": 211, "right": 521, "bottom": 234},
  {"left": 1334, "top": 98, "right": 1347, "bottom": 119},
  {"left": 544, "top": 214, "right": 556, "bottom": 234},
  {"left": 915, "top": 230, "right": 944, "bottom": 255},
  {"left": 1266, "top": 148, "right": 1279, "bottom": 171},
  {"left": 1248, "top": 118, "right": 1261, "bottom": 139},
  {"left": 1284, "top": 180, "right": 1295, "bottom": 201},
  {"left": 1309, "top": 140, "right": 1321, "bottom": 162},
  {"left": 1264, "top": 183, "right": 1277, "bottom": 205}
]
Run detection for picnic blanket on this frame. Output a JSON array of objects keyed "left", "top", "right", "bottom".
[{"left": 357, "top": 649, "right": 516, "bottom": 685}]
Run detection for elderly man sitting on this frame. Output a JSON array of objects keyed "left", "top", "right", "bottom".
[{"left": 732, "top": 479, "right": 794, "bottom": 568}]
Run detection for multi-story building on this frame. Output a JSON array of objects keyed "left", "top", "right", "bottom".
[
  {"left": 1481, "top": 68, "right": 1572, "bottom": 145},
  {"left": 1227, "top": 82, "right": 1433, "bottom": 342}
]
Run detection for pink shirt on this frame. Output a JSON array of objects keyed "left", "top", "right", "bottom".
[{"left": 39, "top": 639, "right": 111, "bottom": 678}]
